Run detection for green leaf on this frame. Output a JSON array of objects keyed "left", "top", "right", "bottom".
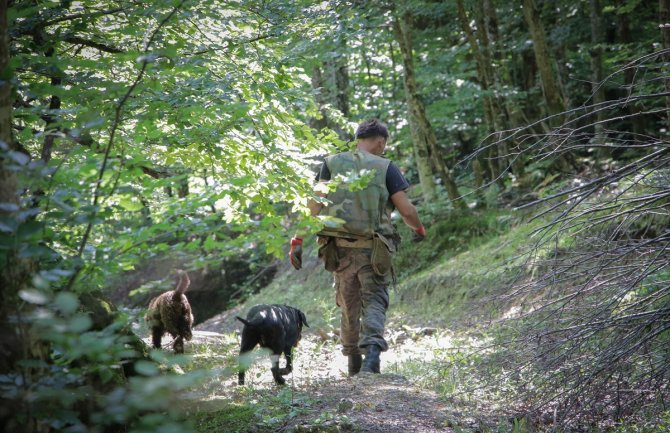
[
  {"left": 68, "top": 314, "right": 92, "bottom": 333},
  {"left": 18, "top": 289, "right": 49, "bottom": 305},
  {"left": 119, "top": 196, "right": 145, "bottom": 211},
  {"left": 134, "top": 360, "right": 159, "bottom": 376},
  {"left": 54, "top": 292, "right": 80, "bottom": 315}
]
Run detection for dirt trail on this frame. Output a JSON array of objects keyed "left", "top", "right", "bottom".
[
  {"left": 286, "top": 372, "right": 452, "bottom": 433},
  {"left": 177, "top": 318, "right": 458, "bottom": 433}
]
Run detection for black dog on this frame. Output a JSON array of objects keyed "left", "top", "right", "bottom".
[{"left": 236, "top": 304, "right": 309, "bottom": 385}]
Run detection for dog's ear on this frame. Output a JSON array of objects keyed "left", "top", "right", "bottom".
[{"left": 299, "top": 310, "right": 309, "bottom": 328}]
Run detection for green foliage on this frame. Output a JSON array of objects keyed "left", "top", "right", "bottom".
[
  {"left": 4, "top": 0, "right": 670, "bottom": 430},
  {"left": 4, "top": 0, "right": 334, "bottom": 430},
  {"left": 194, "top": 405, "right": 257, "bottom": 433},
  {"left": 393, "top": 206, "right": 513, "bottom": 281},
  {"left": 2, "top": 284, "right": 217, "bottom": 433},
  {"left": 9, "top": 0, "right": 334, "bottom": 291},
  {"left": 612, "top": 412, "right": 670, "bottom": 433},
  {"left": 192, "top": 386, "right": 315, "bottom": 433}
]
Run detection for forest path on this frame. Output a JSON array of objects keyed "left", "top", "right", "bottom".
[{"left": 179, "top": 319, "right": 460, "bottom": 433}]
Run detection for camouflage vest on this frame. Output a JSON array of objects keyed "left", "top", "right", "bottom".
[{"left": 318, "top": 149, "right": 397, "bottom": 239}]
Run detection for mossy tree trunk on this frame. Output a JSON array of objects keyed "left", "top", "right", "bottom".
[
  {"left": 616, "top": 0, "right": 645, "bottom": 136},
  {"left": 309, "top": 20, "right": 351, "bottom": 141},
  {"left": 522, "top": 0, "right": 566, "bottom": 120},
  {"left": 456, "top": 0, "right": 504, "bottom": 184},
  {"left": 0, "top": 0, "right": 22, "bottom": 369},
  {"left": 0, "top": 1, "right": 38, "bottom": 430},
  {"left": 393, "top": 11, "right": 465, "bottom": 208},
  {"left": 660, "top": 0, "right": 670, "bottom": 131},
  {"left": 590, "top": 0, "right": 606, "bottom": 149}
]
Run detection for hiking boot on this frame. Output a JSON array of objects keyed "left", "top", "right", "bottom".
[
  {"left": 361, "top": 345, "right": 381, "bottom": 374},
  {"left": 348, "top": 354, "right": 362, "bottom": 376}
]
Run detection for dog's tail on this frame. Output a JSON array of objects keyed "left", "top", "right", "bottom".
[{"left": 174, "top": 270, "right": 190, "bottom": 295}]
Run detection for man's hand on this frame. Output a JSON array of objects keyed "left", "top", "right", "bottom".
[
  {"left": 289, "top": 237, "right": 303, "bottom": 270},
  {"left": 412, "top": 225, "right": 426, "bottom": 243}
]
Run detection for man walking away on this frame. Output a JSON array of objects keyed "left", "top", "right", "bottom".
[{"left": 289, "top": 119, "right": 426, "bottom": 376}]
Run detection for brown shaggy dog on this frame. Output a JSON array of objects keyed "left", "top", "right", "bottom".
[{"left": 145, "top": 270, "right": 194, "bottom": 353}]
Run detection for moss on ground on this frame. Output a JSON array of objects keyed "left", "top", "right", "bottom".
[
  {"left": 192, "top": 404, "right": 257, "bottom": 433},
  {"left": 188, "top": 386, "right": 314, "bottom": 433},
  {"left": 392, "top": 211, "right": 543, "bottom": 326}
]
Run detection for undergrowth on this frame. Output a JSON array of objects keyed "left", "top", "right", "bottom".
[{"left": 190, "top": 387, "right": 314, "bottom": 433}]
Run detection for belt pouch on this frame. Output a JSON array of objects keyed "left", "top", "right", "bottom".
[
  {"left": 371, "top": 233, "right": 395, "bottom": 276},
  {"left": 318, "top": 236, "right": 339, "bottom": 272}
]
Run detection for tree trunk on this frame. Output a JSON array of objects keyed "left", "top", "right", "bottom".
[
  {"left": 0, "top": 0, "right": 21, "bottom": 347},
  {"left": 480, "top": 0, "right": 526, "bottom": 177},
  {"left": 616, "top": 0, "right": 644, "bottom": 136},
  {"left": 394, "top": 12, "right": 465, "bottom": 207},
  {"left": 177, "top": 175, "right": 189, "bottom": 198},
  {"left": 660, "top": 0, "right": 670, "bottom": 130},
  {"left": 310, "top": 66, "right": 329, "bottom": 131},
  {"left": 388, "top": 40, "right": 399, "bottom": 101},
  {"left": 456, "top": 0, "right": 503, "bottom": 184},
  {"left": 1, "top": 1, "right": 35, "bottom": 429},
  {"left": 361, "top": 47, "right": 376, "bottom": 105},
  {"left": 334, "top": 22, "right": 349, "bottom": 118},
  {"left": 590, "top": 0, "right": 606, "bottom": 148},
  {"left": 32, "top": 28, "right": 62, "bottom": 163},
  {"left": 310, "top": 48, "right": 351, "bottom": 141},
  {"left": 392, "top": 12, "right": 436, "bottom": 202},
  {"left": 522, "top": 0, "right": 566, "bottom": 119}
]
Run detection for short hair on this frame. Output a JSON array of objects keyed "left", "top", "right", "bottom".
[{"left": 355, "top": 119, "right": 389, "bottom": 140}]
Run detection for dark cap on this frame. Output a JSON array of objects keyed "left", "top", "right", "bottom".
[{"left": 355, "top": 119, "right": 389, "bottom": 140}]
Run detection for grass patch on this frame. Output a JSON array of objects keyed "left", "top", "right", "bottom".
[
  {"left": 393, "top": 208, "right": 514, "bottom": 280},
  {"left": 192, "top": 404, "right": 257, "bottom": 433},
  {"left": 190, "top": 387, "right": 315, "bottom": 433},
  {"left": 392, "top": 210, "right": 541, "bottom": 326}
]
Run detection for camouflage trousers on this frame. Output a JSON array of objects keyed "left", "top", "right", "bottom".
[{"left": 333, "top": 247, "right": 391, "bottom": 356}]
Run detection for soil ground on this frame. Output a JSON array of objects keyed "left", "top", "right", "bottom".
[{"left": 147, "top": 315, "right": 461, "bottom": 433}]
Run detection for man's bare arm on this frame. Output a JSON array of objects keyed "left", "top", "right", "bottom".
[{"left": 390, "top": 190, "right": 422, "bottom": 230}]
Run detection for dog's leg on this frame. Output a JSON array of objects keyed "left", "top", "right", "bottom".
[
  {"left": 270, "top": 354, "right": 286, "bottom": 385},
  {"left": 151, "top": 326, "right": 163, "bottom": 349},
  {"left": 238, "top": 334, "right": 258, "bottom": 386},
  {"left": 238, "top": 362, "right": 246, "bottom": 385},
  {"left": 279, "top": 348, "right": 293, "bottom": 376},
  {"left": 173, "top": 336, "right": 184, "bottom": 354}
]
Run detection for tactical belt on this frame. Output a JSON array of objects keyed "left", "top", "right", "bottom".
[{"left": 335, "top": 237, "right": 373, "bottom": 248}]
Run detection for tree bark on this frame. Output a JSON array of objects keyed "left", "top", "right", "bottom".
[
  {"left": 0, "top": 0, "right": 22, "bottom": 334},
  {"left": 388, "top": 40, "right": 399, "bottom": 101},
  {"left": 392, "top": 12, "right": 437, "bottom": 202},
  {"left": 1, "top": 1, "right": 35, "bottom": 429},
  {"left": 590, "top": 0, "right": 606, "bottom": 147},
  {"left": 361, "top": 47, "right": 376, "bottom": 105},
  {"left": 394, "top": 13, "right": 466, "bottom": 208},
  {"left": 309, "top": 41, "right": 351, "bottom": 141},
  {"left": 310, "top": 66, "right": 329, "bottom": 131},
  {"left": 480, "top": 0, "right": 525, "bottom": 177},
  {"left": 617, "top": 0, "right": 644, "bottom": 136},
  {"left": 522, "top": 0, "right": 566, "bottom": 119},
  {"left": 394, "top": 11, "right": 465, "bottom": 207},
  {"left": 660, "top": 0, "right": 670, "bottom": 130},
  {"left": 36, "top": 37, "right": 62, "bottom": 163},
  {"left": 334, "top": 22, "right": 349, "bottom": 118},
  {"left": 456, "top": 0, "right": 502, "bottom": 183}
]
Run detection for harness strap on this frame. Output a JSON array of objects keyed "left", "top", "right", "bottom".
[{"left": 335, "top": 238, "right": 374, "bottom": 248}]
